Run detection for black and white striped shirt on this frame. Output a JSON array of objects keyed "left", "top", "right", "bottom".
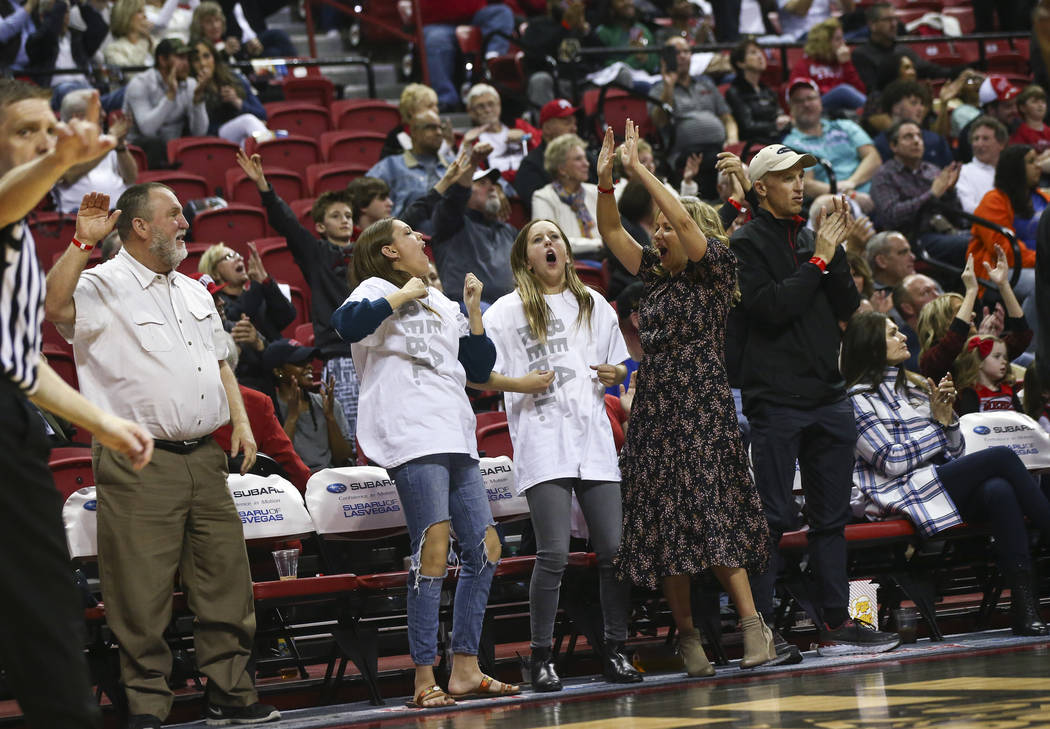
[{"left": 1, "top": 220, "right": 44, "bottom": 393}]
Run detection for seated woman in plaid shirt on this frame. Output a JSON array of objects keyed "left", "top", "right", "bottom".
[{"left": 841, "top": 311, "right": 1050, "bottom": 637}]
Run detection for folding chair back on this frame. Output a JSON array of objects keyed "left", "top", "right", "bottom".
[
  {"left": 227, "top": 473, "right": 316, "bottom": 541},
  {"left": 305, "top": 466, "right": 407, "bottom": 539},
  {"left": 63, "top": 487, "right": 98, "bottom": 559}
]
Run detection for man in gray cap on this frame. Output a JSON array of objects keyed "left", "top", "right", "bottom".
[{"left": 731, "top": 144, "right": 901, "bottom": 662}]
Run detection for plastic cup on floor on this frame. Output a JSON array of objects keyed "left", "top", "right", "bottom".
[{"left": 894, "top": 607, "right": 919, "bottom": 643}]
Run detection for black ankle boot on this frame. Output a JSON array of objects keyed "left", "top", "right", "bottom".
[
  {"left": 1007, "top": 568, "right": 1048, "bottom": 636},
  {"left": 530, "top": 647, "right": 562, "bottom": 692},
  {"left": 602, "top": 641, "right": 643, "bottom": 683}
]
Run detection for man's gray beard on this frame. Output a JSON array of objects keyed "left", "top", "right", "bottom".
[
  {"left": 149, "top": 231, "right": 188, "bottom": 271},
  {"left": 483, "top": 196, "right": 502, "bottom": 218}
]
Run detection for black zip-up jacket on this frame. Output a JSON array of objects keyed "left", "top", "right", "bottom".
[
  {"left": 258, "top": 185, "right": 353, "bottom": 360},
  {"left": 724, "top": 75, "right": 783, "bottom": 147},
  {"left": 730, "top": 205, "right": 860, "bottom": 412}
]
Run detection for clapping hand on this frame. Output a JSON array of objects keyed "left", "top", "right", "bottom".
[
  {"left": 621, "top": 119, "right": 641, "bottom": 172},
  {"left": 813, "top": 195, "right": 853, "bottom": 263},
  {"left": 52, "top": 91, "right": 116, "bottom": 169},
  {"left": 960, "top": 254, "right": 977, "bottom": 293},
  {"left": 320, "top": 375, "right": 337, "bottom": 419},
  {"left": 246, "top": 241, "right": 267, "bottom": 283},
  {"left": 597, "top": 126, "right": 617, "bottom": 185},
  {"left": 75, "top": 192, "right": 121, "bottom": 248},
  {"left": 927, "top": 373, "right": 957, "bottom": 426},
  {"left": 977, "top": 302, "right": 1006, "bottom": 336},
  {"left": 683, "top": 152, "right": 703, "bottom": 184},
  {"left": 982, "top": 245, "right": 1010, "bottom": 288},
  {"left": 232, "top": 314, "right": 263, "bottom": 351},
  {"left": 619, "top": 375, "right": 636, "bottom": 416}
]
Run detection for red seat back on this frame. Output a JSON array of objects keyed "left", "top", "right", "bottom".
[
  {"left": 476, "top": 421, "right": 513, "bottom": 459},
  {"left": 573, "top": 262, "right": 607, "bottom": 296},
  {"left": 28, "top": 212, "right": 77, "bottom": 270},
  {"left": 137, "top": 170, "right": 210, "bottom": 203},
  {"left": 166, "top": 137, "right": 239, "bottom": 197},
  {"left": 245, "top": 135, "right": 322, "bottom": 170},
  {"left": 224, "top": 166, "right": 304, "bottom": 205},
  {"left": 176, "top": 241, "right": 221, "bottom": 276},
  {"left": 254, "top": 238, "right": 309, "bottom": 298},
  {"left": 330, "top": 100, "right": 401, "bottom": 133},
  {"left": 280, "top": 77, "right": 335, "bottom": 107},
  {"left": 264, "top": 102, "right": 333, "bottom": 138},
  {"left": 290, "top": 198, "right": 317, "bottom": 230},
  {"left": 320, "top": 130, "right": 386, "bottom": 166},
  {"left": 49, "top": 452, "right": 95, "bottom": 501},
  {"left": 306, "top": 162, "right": 368, "bottom": 195},
  {"left": 191, "top": 204, "right": 268, "bottom": 246},
  {"left": 43, "top": 344, "right": 78, "bottom": 391}
]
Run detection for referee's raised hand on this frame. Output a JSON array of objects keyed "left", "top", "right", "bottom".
[{"left": 51, "top": 91, "right": 116, "bottom": 169}]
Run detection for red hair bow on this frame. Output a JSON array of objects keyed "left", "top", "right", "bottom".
[{"left": 967, "top": 337, "right": 994, "bottom": 359}]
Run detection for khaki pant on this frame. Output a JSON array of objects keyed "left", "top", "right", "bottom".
[{"left": 94, "top": 439, "right": 257, "bottom": 719}]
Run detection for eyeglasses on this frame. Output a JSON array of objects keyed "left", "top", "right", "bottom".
[{"left": 221, "top": 251, "right": 242, "bottom": 262}]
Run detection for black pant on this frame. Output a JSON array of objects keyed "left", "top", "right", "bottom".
[
  {"left": 0, "top": 382, "right": 100, "bottom": 728},
  {"left": 746, "top": 399, "right": 856, "bottom": 621},
  {"left": 937, "top": 446, "right": 1050, "bottom": 569},
  {"left": 711, "top": 0, "right": 742, "bottom": 42}
]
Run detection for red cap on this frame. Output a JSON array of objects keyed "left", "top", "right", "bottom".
[
  {"left": 979, "top": 74, "right": 1021, "bottom": 105},
  {"left": 189, "top": 271, "right": 228, "bottom": 296},
  {"left": 785, "top": 77, "right": 820, "bottom": 104},
  {"left": 539, "top": 98, "right": 579, "bottom": 125}
]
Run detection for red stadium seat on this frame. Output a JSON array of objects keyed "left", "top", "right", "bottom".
[
  {"left": 176, "top": 242, "right": 220, "bottom": 276},
  {"left": 264, "top": 102, "right": 333, "bottom": 138},
  {"left": 984, "top": 40, "right": 1028, "bottom": 75},
  {"left": 320, "top": 130, "right": 386, "bottom": 166},
  {"left": 166, "top": 137, "right": 239, "bottom": 197},
  {"left": 136, "top": 170, "right": 210, "bottom": 203},
  {"left": 280, "top": 76, "right": 335, "bottom": 108},
  {"left": 43, "top": 345, "right": 78, "bottom": 391},
  {"left": 573, "top": 262, "right": 607, "bottom": 296},
  {"left": 290, "top": 198, "right": 317, "bottom": 229},
  {"left": 306, "top": 162, "right": 368, "bottom": 195},
  {"left": 284, "top": 286, "right": 311, "bottom": 338},
  {"left": 49, "top": 451, "right": 95, "bottom": 500},
  {"left": 330, "top": 99, "right": 401, "bottom": 133},
  {"left": 476, "top": 420, "right": 513, "bottom": 459},
  {"left": 126, "top": 144, "right": 148, "bottom": 172},
  {"left": 293, "top": 322, "right": 314, "bottom": 346},
  {"left": 245, "top": 135, "right": 322, "bottom": 171},
  {"left": 508, "top": 197, "right": 527, "bottom": 230},
  {"left": 191, "top": 204, "right": 267, "bottom": 246},
  {"left": 253, "top": 238, "right": 309, "bottom": 298},
  {"left": 224, "top": 166, "right": 305, "bottom": 205},
  {"left": 474, "top": 411, "right": 507, "bottom": 430},
  {"left": 908, "top": 41, "right": 963, "bottom": 67},
  {"left": 29, "top": 212, "right": 77, "bottom": 270}
]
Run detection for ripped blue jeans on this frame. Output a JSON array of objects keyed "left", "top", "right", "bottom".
[{"left": 388, "top": 452, "right": 498, "bottom": 665}]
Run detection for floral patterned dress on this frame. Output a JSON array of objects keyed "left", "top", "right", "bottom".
[{"left": 614, "top": 240, "right": 770, "bottom": 590}]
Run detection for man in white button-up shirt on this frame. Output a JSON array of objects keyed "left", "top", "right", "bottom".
[{"left": 45, "top": 183, "right": 280, "bottom": 727}]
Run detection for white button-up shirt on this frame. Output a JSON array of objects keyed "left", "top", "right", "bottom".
[{"left": 61, "top": 248, "right": 231, "bottom": 440}]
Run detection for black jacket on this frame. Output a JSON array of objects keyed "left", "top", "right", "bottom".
[
  {"left": 25, "top": 0, "right": 107, "bottom": 86},
  {"left": 730, "top": 205, "right": 860, "bottom": 412},
  {"left": 724, "top": 76, "right": 782, "bottom": 147}
]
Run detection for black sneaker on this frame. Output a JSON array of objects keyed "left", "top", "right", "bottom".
[
  {"left": 766, "top": 630, "right": 804, "bottom": 666},
  {"left": 204, "top": 702, "right": 281, "bottom": 726},
  {"left": 127, "top": 715, "right": 162, "bottom": 729},
  {"left": 817, "top": 619, "right": 901, "bottom": 657}
]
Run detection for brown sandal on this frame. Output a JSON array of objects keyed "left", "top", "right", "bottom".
[
  {"left": 448, "top": 675, "right": 520, "bottom": 700},
  {"left": 405, "top": 685, "right": 456, "bottom": 708}
]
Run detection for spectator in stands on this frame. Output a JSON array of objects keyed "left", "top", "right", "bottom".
[
  {"left": 842, "top": 311, "right": 1050, "bottom": 636},
  {"left": 781, "top": 78, "right": 878, "bottom": 214},
  {"left": 532, "top": 133, "right": 602, "bottom": 258},
  {"left": 44, "top": 182, "right": 280, "bottom": 727},
  {"left": 865, "top": 231, "right": 915, "bottom": 290},
  {"left": 851, "top": 2, "right": 956, "bottom": 95},
  {"left": 145, "top": 0, "right": 197, "bottom": 44},
  {"left": 476, "top": 216, "right": 642, "bottom": 693},
  {"left": 513, "top": 98, "right": 578, "bottom": 215},
  {"left": 0, "top": 1, "right": 34, "bottom": 70},
  {"left": 54, "top": 89, "right": 137, "bottom": 214},
  {"left": 461, "top": 83, "right": 534, "bottom": 174},
  {"left": 651, "top": 36, "right": 737, "bottom": 198},
  {"left": 189, "top": 37, "right": 268, "bottom": 146},
  {"left": 788, "top": 18, "right": 866, "bottom": 115},
  {"left": 427, "top": 147, "right": 517, "bottom": 305},
  {"left": 917, "top": 253, "right": 1031, "bottom": 381},
  {"left": 957, "top": 75, "right": 1022, "bottom": 163},
  {"left": 103, "top": 0, "right": 153, "bottom": 72},
  {"left": 954, "top": 333, "right": 1022, "bottom": 414},
  {"left": 187, "top": 1, "right": 236, "bottom": 61},
  {"left": 776, "top": 0, "right": 851, "bottom": 42},
  {"left": 968, "top": 145, "right": 1044, "bottom": 314},
  {"left": 871, "top": 80, "right": 953, "bottom": 169},
  {"left": 0, "top": 77, "right": 154, "bottom": 729},
  {"left": 655, "top": 0, "right": 715, "bottom": 46},
  {"left": 957, "top": 116, "right": 1008, "bottom": 214},
  {"left": 890, "top": 272, "right": 940, "bottom": 372},
  {"left": 596, "top": 123, "right": 778, "bottom": 677},
  {"left": 413, "top": 0, "right": 513, "bottom": 110},
  {"left": 869, "top": 120, "right": 968, "bottom": 267},
  {"left": 366, "top": 109, "right": 453, "bottom": 220},
  {"left": 331, "top": 221, "right": 517, "bottom": 709},
  {"left": 99, "top": 228, "right": 122, "bottom": 261},
  {"left": 595, "top": 0, "right": 658, "bottom": 74},
  {"left": 199, "top": 242, "right": 296, "bottom": 393},
  {"left": 347, "top": 176, "right": 393, "bottom": 239},
  {"left": 264, "top": 339, "right": 354, "bottom": 472},
  {"left": 733, "top": 144, "right": 900, "bottom": 660},
  {"left": 380, "top": 84, "right": 454, "bottom": 161},
  {"left": 124, "top": 37, "right": 208, "bottom": 169},
  {"left": 235, "top": 149, "right": 362, "bottom": 442},
  {"left": 725, "top": 37, "right": 790, "bottom": 147},
  {"left": 216, "top": 0, "right": 296, "bottom": 59},
  {"left": 847, "top": 249, "right": 875, "bottom": 298},
  {"left": 521, "top": 0, "right": 599, "bottom": 110},
  {"left": 24, "top": 0, "right": 108, "bottom": 95},
  {"left": 1010, "top": 85, "right": 1050, "bottom": 152}
]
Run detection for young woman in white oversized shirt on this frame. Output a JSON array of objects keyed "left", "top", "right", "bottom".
[
  {"left": 330, "top": 218, "right": 518, "bottom": 709},
  {"left": 475, "top": 218, "right": 642, "bottom": 692}
]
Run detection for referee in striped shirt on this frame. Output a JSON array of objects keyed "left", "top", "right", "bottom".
[{"left": 0, "top": 80, "right": 153, "bottom": 729}]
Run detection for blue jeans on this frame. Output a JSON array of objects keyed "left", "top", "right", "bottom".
[
  {"left": 388, "top": 452, "right": 497, "bottom": 665},
  {"left": 821, "top": 84, "right": 867, "bottom": 115},
  {"left": 422, "top": 4, "right": 514, "bottom": 107}
]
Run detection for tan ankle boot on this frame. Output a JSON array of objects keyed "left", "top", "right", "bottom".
[
  {"left": 678, "top": 628, "right": 715, "bottom": 677},
  {"left": 739, "top": 614, "right": 776, "bottom": 668}
]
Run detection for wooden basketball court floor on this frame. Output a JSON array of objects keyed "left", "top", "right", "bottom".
[{"left": 170, "top": 630, "right": 1050, "bottom": 729}]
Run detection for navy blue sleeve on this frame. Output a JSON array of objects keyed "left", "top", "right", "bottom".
[
  {"left": 458, "top": 332, "right": 497, "bottom": 383},
  {"left": 330, "top": 298, "right": 393, "bottom": 342}
]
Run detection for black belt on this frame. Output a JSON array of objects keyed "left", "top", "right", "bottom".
[{"left": 153, "top": 435, "right": 212, "bottom": 455}]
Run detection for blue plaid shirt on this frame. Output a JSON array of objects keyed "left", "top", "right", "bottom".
[{"left": 849, "top": 368, "right": 966, "bottom": 537}]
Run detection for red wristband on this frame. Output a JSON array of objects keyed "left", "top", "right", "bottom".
[
  {"left": 72, "top": 236, "right": 94, "bottom": 251},
  {"left": 808, "top": 256, "right": 827, "bottom": 272},
  {"left": 597, "top": 184, "right": 615, "bottom": 195}
]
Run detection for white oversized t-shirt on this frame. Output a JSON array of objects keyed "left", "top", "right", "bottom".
[
  {"left": 483, "top": 288, "right": 629, "bottom": 493},
  {"left": 347, "top": 277, "right": 479, "bottom": 469}
]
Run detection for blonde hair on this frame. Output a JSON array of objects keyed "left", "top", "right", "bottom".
[
  {"left": 917, "top": 292, "right": 963, "bottom": 355},
  {"left": 653, "top": 197, "right": 739, "bottom": 300},
  {"left": 189, "top": 2, "right": 224, "bottom": 43},
  {"left": 399, "top": 84, "right": 438, "bottom": 123},
  {"left": 803, "top": 18, "right": 841, "bottom": 64},
  {"left": 198, "top": 243, "right": 232, "bottom": 280},
  {"left": 509, "top": 219, "right": 593, "bottom": 343},
  {"left": 613, "top": 138, "right": 652, "bottom": 179},
  {"left": 954, "top": 334, "right": 1013, "bottom": 389},
  {"left": 110, "top": 0, "right": 149, "bottom": 41},
  {"left": 543, "top": 133, "right": 587, "bottom": 178}
]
